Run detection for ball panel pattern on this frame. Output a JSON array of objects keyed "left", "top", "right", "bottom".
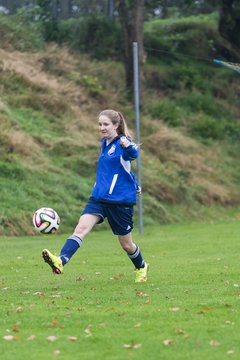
[{"left": 33, "top": 207, "right": 60, "bottom": 234}]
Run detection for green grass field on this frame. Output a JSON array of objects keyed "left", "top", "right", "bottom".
[{"left": 0, "top": 221, "right": 239, "bottom": 360}]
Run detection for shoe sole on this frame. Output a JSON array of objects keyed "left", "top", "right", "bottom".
[{"left": 42, "top": 250, "right": 62, "bottom": 274}]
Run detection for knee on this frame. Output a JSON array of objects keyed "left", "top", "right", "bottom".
[{"left": 121, "top": 242, "right": 136, "bottom": 254}]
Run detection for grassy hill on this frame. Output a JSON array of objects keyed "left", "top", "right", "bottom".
[{"left": 0, "top": 13, "right": 240, "bottom": 236}]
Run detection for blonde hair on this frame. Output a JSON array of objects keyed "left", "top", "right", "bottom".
[{"left": 99, "top": 109, "right": 132, "bottom": 139}]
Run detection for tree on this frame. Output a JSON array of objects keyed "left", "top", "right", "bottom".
[
  {"left": 60, "top": 0, "right": 70, "bottom": 19},
  {"left": 219, "top": 0, "right": 240, "bottom": 52},
  {"left": 37, "top": 0, "right": 60, "bottom": 41},
  {"left": 145, "top": 0, "right": 219, "bottom": 19},
  {"left": 116, "top": 0, "right": 145, "bottom": 102},
  {"left": 1, "top": 0, "right": 20, "bottom": 13}
]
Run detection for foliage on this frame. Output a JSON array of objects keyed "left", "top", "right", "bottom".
[
  {"left": 0, "top": 11, "right": 240, "bottom": 235},
  {"left": 0, "top": 13, "right": 44, "bottom": 51},
  {"left": 144, "top": 13, "right": 220, "bottom": 59},
  {"left": 36, "top": 0, "right": 60, "bottom": 41},
  {"left": 219, "top": 0, "right": 240, "bottom": 53},
  {"left": 57, "top": 15, "right": 122, "bottom": 59},
  {"left": 80, "top": 75, "right": 103, "bottom": 97},
  {"left": 147, "top": 99, "right": 183, "bottom": 126},
  {"left": 144, "top": 42, "right": 240, "bottom": 142},
  {"left": 189, "top": 114, "right": 240, "bottom": 142},
  {"left": 145, "top": 0, "right": 220, "bottom": 19},
  {"left": 178, "top": 92, "right": 221, "bottom": 117},
  {"left": 189, "top": 114, "right": 226, "bottom": 140}
]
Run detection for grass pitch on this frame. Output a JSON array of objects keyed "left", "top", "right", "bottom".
[{"left": 0, "top": 221, "right": 240, "bottom": 360}]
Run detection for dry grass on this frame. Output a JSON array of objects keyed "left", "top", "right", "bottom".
[
  {"left": 143, "top": 124, "right": 212, "bottom": 173},
  {"left": 0, "top": 102, "right": 51, "bottom": 170},
  {"left": 193, "top": 177, "right": 239, "bottom": 205},
  {"left": 7, "top": 130, "right": 41, "bottom": 157},
  {"left": 142, "top": 124, "right": 240, "bottom": 206},
  {"left": 0, "top": 45, "right": 90, "bottom": 110},
  {"left": 0, "top": 99, "right": 8, "bottom": 112},
  {"left": 143, "top": 124, "right": 199, "bottom": 156},
  {"left": 0, "top": 45, "right": 106, "bottom": 148}
]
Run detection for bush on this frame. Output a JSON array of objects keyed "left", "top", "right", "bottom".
[
  {"left": 178, "top": 92, "right": 221, "bottom": 117},
  {"left": 145, "top": 60, "right": 215, "bottom": 93},
  {"left": 81, "top": 75, "right": 103, "bottom": 97},
  {"left": 0, "top": 12, "right": 44, "bottom": 51},
  {"left": 224, "top": 121, "right": 240, "bottom": 142},
  {"left": 190, "top": 115, "right": 226, "bottom": 140},
  {"left": 145, "top": 66, "right": 179, "bottom": 90},
  {"left": 57, "top": 16, "right": 122, "bottom": 59},
  {"left": 148, "top": 100, "right": 183, "bottom": 126},
  {"left": 189, "top": 111, "right": 240, "bottom": 142},
  {"left": 144, "top": 13, "right": 220, "bottom": 60}
]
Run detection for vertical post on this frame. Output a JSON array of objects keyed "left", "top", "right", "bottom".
[
  {"left": 108, "top": 0, "right": 114, "bottom": 17},
  {"left": 133, "top": 42, "right": 143, "bottom": 235}
]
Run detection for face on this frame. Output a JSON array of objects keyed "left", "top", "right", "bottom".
[{"left": 98, "top": 115, "right": 118, "bottom": 140}]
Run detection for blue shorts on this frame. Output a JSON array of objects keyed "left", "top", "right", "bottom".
[{"left": 82, "top": 197, "right": 134, "bottom": 236}]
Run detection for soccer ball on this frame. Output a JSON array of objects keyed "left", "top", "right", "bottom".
[{"left": 33, "top": 207, "right": 60, "bottom": 234}]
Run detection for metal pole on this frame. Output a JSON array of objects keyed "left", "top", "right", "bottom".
[
  {"left": 133, "top": 42, "right": 143, "bottom": 235},
  {"left": 108, "top": 0, "right": 114, "bottom": 17}
]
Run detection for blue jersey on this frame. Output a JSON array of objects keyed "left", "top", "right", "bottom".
[{"left": 91, "top": 136, "right": 139, "bottom": 205}]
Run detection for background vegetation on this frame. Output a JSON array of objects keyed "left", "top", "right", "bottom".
[{"left": 0, "top": 3, "right": 239, "bottom": 236}]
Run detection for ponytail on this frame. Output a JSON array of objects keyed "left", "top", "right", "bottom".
[{"left": 117, "top": 112, "right": 132, "bottom": 139}]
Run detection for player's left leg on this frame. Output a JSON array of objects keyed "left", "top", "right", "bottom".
[
  {"left": 118, "top": 233, "right": 148, "bottom": 283},
  {"left": 106, "top": 204, "right": 148, "bottom": 282}
]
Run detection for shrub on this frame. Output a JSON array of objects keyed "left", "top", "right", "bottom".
[
  {"left": 144, "top": 13, "right": 220, "bottom": 60},
  {"left": 0, "top": 12, "right": 44, "bottom": 51},
  {"left": 189, "top": 111, "right": 240, "bottom": 142},
  {"left": 148, "top": 100, "right": 183, "bottom": 126},
  {"left": 178, "top": 92, "right": 221, "bottom": 117},
  {"left": 81, "top": 75, "right": 103, "bottom": 97},
  {"left": 57, "top": 16, "right": 122, "bottom": 60},
  {"left": 145, "top": 60, "right": 215, "bottom": 93},
  {"left": 224, "top": 121, "right": 240, "bottom": 142},
  {"left": 190, "top": 114, "right": 226, "bottom": 140}
]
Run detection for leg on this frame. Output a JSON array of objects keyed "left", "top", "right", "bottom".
[
  {"left": 73, "top": 214, "right": 101, "bottom": 240},
  {"left": 118, "top": 232, "right": 148, "bottom": 283},
  {"left": 42, "top": 214, "right": 101, "bottom": 273},
  {"left": 118, "top": 232, "right": 136, "bottom": 254},
  {"left": 106, "top": 204, "right": 148, "bottom": 282},
  {"left": 118, "top": 232, "right": 144, "bottom": 269},
  {"left": 59, "top": 214, "right": 101, "bottom": 265}
]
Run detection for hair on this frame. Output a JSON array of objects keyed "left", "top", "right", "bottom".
[{"left": 99, "top": 109, "right": 132, "bottom": 139}]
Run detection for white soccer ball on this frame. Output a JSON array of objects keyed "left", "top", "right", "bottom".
[{"left": 33, "top": 207, "right": 60, "bottom": 234}]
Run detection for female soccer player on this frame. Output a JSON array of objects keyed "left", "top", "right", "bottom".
[{"left": 42, "top": 109, "right": 148, "bottom": 282}]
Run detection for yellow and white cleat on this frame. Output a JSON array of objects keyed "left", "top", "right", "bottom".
[
  {"left": 42, "top": 249, "right": 63, "bottom": 274},
  {"left": 135, "top": 263, "right": 149, "bottom": 283}
]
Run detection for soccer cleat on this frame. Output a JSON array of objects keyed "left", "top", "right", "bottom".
[
  {"left": 135, "top": 262, "right": 149, "bottom": 283},
  {"left": 42, "top": 249, "right": 63, "bottom": 274}
]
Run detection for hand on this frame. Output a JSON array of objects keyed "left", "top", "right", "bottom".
[
  {"left": 137, "top": 186, "right": 142, "bottom": 195},
  {"left": 120, "top": 136, "right": 131, "bottom": 148}
]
